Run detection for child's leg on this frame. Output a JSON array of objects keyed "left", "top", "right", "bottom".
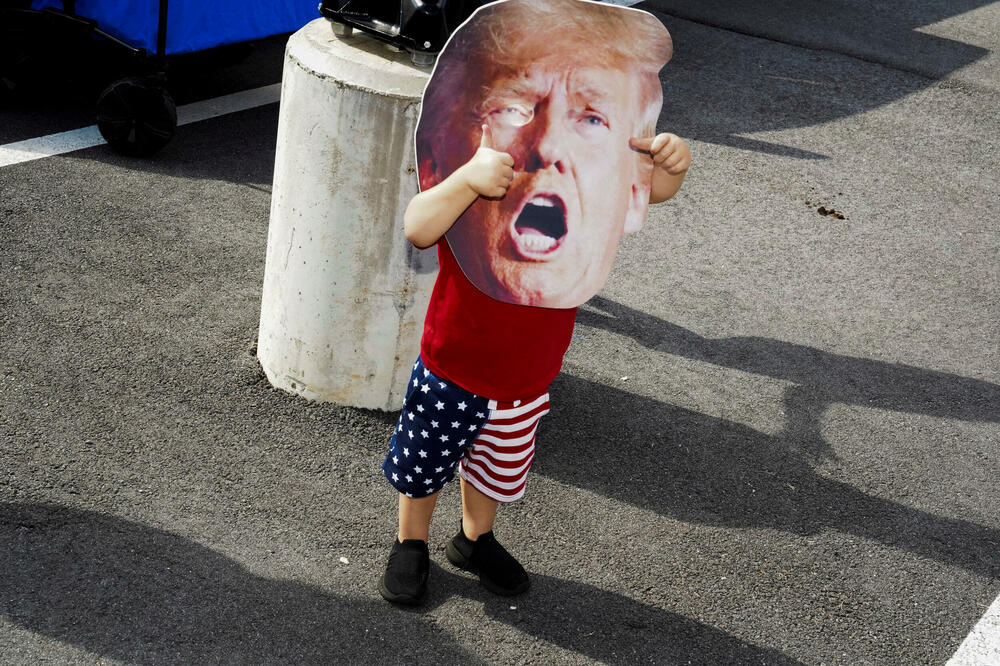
[
  {"left": 398, "top": 491, "right": 439, "bottom": 542},
  {"left": 460, "top": 476, "right": 498, "bottom": 540},
  {"left": 447, "top": 475, "right": 528, "bottom": 596},
  {"left": 381, "top": 493, "right": 435, "bottom": 606},
  {"left": 379, "top": 356, "right": 494, "bottom": 606},
  {"left": 444, "top": 393, "right": 551, "bottom": 596}
]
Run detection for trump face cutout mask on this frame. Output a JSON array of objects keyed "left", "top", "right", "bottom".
[{"left": 415, "top": 0, "right": 672, "bottom": 309}]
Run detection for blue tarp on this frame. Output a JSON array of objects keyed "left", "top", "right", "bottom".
[{"left": 30, "top": 0, "right": 318, "bottom": 55}]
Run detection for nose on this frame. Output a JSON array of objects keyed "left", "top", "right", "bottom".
[{"left": 521, "top": 104, "right": 567, "bottom": 174}]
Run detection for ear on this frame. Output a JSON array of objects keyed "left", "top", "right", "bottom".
[{"left": 624, "top": 181, "right": 651, "bottom": 234}]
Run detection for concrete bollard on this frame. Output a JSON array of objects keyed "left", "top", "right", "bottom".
[{"left": 257, "top": 19, "right": 435, "bottom": 411}]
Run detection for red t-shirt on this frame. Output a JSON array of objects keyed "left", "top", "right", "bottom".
[{"left": 420, "top": 239, "right": 577, "bottom": 401}]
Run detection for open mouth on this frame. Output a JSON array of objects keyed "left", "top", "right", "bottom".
[{"left": 510, "top": 194, "right": 568, "bottom": 258}]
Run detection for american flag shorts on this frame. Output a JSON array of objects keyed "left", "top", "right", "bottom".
[{"left": 381, "top": 356, "right": 550, "bottom": 503}]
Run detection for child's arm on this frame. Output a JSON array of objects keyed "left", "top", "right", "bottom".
[
  {"left": 629, "top": 133, "right": 692, "bottom": 204},
  {"left": 404, "top": 125, "right": 514, "bottom": 248}
]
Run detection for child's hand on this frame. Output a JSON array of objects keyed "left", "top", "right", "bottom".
[
  {"left": 629, "top": 133, "right": 691, "bottom": 175},
  {"left": 461, "top": 125, "right": 515, "bottom": 198}
]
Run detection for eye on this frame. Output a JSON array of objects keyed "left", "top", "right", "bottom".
[
  {"left": 580, "top": 112, "right": 609, "bottom": 129},
  {"left": 490, "top": 104, "right": 534, "bottom": 127}
]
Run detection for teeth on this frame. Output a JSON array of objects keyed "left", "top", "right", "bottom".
[
  {"left": 520, "top": 234, "right": 557, "bottom": 251},
  {"left": 528, "top": 197, "right": 556, "bottom": 207}
]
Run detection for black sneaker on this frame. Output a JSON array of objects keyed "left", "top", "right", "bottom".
[
  {"left": 445, "top": 526, "right": 529, "bottom": 596},
  {"left": 378, "top": 538, "right": 429, "bottom": 606}
]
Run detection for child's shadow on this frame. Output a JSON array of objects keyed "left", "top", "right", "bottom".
[
  {"left": 437, "top": 565, "right": 805, "bottom": 665},
  {"left": 539, "top": 297, "right": 1000, "bottom": 578},
  {"left": 0, "top": 503, "right": 801, "bottom": 665}
]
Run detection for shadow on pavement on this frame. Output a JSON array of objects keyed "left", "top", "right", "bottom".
[
  {"left": 580, "top": 296, "right": 999, "bottom": 430},
  {"left": 0, "top": 503, "right": 478, "bottom": 664},
  {"left": 0, "top": 503, "right": 803, "bottom": 664},
  {"left": 475, "top": 573, "right": 807, "bottom": 665},
  {"left": 539, "top": 297, "right": 1000, "bottom": 578},
  {"left": 432, "top": 567, "right": 807, "bottom": 664},
  {"left": 62, "top": 100, "right": 280, "bottom": 188},
  {"left": 645, "top": 0, "right": 991, "bottom": 158}
]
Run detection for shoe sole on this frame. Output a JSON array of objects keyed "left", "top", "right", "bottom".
[
  {"left": 445, "top": 539, "right": 530, "bottom": 596},
  {"left": 377, "top": 575, "right": 426, "bottom": 606}
]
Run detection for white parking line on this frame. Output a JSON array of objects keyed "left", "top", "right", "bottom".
[
  {"left": 947, "top": 593, "right": 1000, "bottom": 666},
  {"left": 0, "top": 82, "right": 281, "bottom": 169},
  {"left": 175, "top": 83, "right": 281, "bottom": 126}
]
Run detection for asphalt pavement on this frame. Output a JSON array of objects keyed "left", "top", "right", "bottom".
[{"left": 1, "top": 1, "right": 998, "bottom": 664}]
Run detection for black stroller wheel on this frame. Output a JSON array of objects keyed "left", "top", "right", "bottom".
[
  {"left": 96, "top": 76, "right": 176, "bottom": 156},
  {"left": 0, "top": 35, "right": 33, "bottom": 100}
]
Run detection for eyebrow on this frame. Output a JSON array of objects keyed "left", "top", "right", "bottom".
[
  {"left": 566, "top": 72, "right": 618, "bottom": 107},
  {"left": 478, "top": 77, "right": 542, "bottom": 109},
  {"left": 570, "top": 86, "right": 613, "bottom": 110},
  {"left": 476, "top": 70, "right": 623, "bottom": 113}
]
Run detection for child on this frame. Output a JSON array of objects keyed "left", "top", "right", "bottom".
[{"left": 378, "top": 0, "right": 690, "bottom": 606}]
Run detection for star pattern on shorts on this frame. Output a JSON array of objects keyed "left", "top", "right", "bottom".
[{"left": 385, "top": 360, "right": 498, "bottom": 498}]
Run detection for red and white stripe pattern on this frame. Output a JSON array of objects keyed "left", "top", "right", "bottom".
[{"left": 459, "top": 392, "right": 550, "bottom": 503}]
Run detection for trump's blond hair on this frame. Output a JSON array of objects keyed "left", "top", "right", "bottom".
[{"left": 417, "top": 0, "right": 673, "bottom": 184}]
